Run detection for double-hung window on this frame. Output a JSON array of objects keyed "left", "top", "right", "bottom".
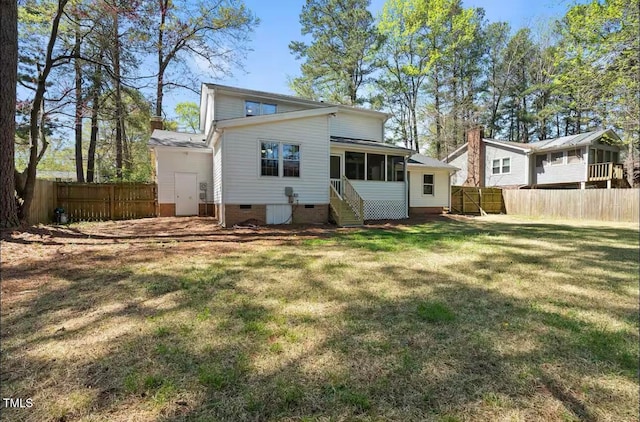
[
  {"left": 261, "top": 142, "right": 279, "bottom": 176},
  {"left": 261, "top": 141, "right": 300, "bottom": 177},
  {"left": 423, "top": 174, "right": 434, "bottom": 195},
  {"left": 492, "top": 158, "right": 511, "bottom": 175}
]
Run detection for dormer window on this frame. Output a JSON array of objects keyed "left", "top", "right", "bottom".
[{"left": 245, "top": 101, "right": 277, "bottom": 117}]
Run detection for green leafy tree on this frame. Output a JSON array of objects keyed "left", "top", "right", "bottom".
[
  {"left": 173, "top": 101, "right": 200, "bottom": 133},
  {"left": 147, "top": 0, "right": 258, "bottom": 117},
  {"left": 290, "top": 0, "right": 380, "bottom": 105}
]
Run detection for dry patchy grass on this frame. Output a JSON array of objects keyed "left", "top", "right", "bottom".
[{"left": 1, "top": 215, "right": 638, "bottom": 421}]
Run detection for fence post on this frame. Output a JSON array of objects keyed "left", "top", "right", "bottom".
[{"left": 109, "top": 185, "right": 115, "bottom": 220}]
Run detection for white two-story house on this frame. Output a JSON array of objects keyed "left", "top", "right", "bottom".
[
  {"left": 148, "top": 84, "right": 456, "bottom": 226},
  {"left": 446, "top": 127, "right": 627, "bottom": 189}
]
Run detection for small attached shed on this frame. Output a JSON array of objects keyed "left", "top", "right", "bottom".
[
  {"left": 407, "top": 154, "right": 458, "bottom": 215},
  {"left": 149, "top": 130, "right": 214, "bottom": 217}
]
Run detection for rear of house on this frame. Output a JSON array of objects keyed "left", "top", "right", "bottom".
[{"left": 150, "top": 84, "right": 457, "bottom": 226}]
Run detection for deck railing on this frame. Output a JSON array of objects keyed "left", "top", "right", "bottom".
[
  {"left": 343, "top": 176, "right": 364, "bottom": 220},
  {"left": 330, "top": 179, "right": 342, "bottom": 195},
  {"left": 329, "top": 184, "right": 342, "bottom": 221},
  {"left": 588, "top": 162, "right": 624, "bottom": 181}
]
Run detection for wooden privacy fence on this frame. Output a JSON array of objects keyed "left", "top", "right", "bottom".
[
  {"left": 503, "top": 188, "right": 639, "bottom": 222},
  {"left": 27, "top": 179, "right": 57, "bottom": 225},
  {"left": 29, "top": 181, "right": 158, "bottom": 224},
  {"left": 57, "top": 183, "right": 157, "bottom": 221},
  {"left": 450, "top": 186, "right": 504, "bottom": 215}
]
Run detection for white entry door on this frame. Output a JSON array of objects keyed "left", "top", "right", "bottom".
[{"left": 174, "top": 172, "right": 198, "bottom": 216}]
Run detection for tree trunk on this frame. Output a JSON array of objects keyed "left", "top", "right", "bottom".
[
  {"left": 87, "top": 60, "right": 102, "bottom": 183},
  {"left": 113, "top": 8, "right": 123, "bottom": 179},
  {"left": 18, "top": 0, "right": 68, "bottom": 223},
  {"left": 0, "top": 0, "right": 20, "bottom": 227},
  {"left": 155, "top": 0, "right": 168, "bottom": 117},
  {"left": 74, "top": 17, "right": 84, "bottom": 182},
  {"left": 434, "top": 71, "right": 442, "bottom": 159}
]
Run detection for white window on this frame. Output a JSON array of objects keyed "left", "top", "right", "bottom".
[
  {"left": 492, "top": 158, "right": 511, "bottom": 175},
  {"left": 246, "top": 101, "right": 277, "bottom": 117},
  {"left": 550, "top": 151, "right": 564, "bottom": 165},
  {"left": 535, "top": 154, "right": 547, "bottom": 168},
  {"left": 282, "top": 144, "right": 300, "bottom": 177},
  {"left": 502, "top": 158, "right": 510, "bottom": 173},
  {"left": 423, "top": 174, "right": 434, "bottom": 195},
  {"left": 261, "top": 142, "right": 279, "bottom": 176},
  {"left": 260, "top": 141, "right": 300, "bottom": 177}
]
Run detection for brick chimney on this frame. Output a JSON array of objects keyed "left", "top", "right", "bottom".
[
  {"left": 150, "top": 116, "right": 163, "bottom": 132},
  {"left": 466, "top": 126, "right": 485, "bottom": 187}
]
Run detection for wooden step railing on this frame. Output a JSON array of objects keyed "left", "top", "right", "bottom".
[
  {"left": 342, "top": 176, "right": 363, "bottom": 221},
  {"left": 329, "top": 178, "right": 363, "bottom": 226},
  {"left": 588, "top": 162, "right": 624, "bottom": 181}
]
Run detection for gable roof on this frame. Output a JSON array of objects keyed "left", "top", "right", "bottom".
[
  {"left": 526, "top": 128, "right": 620, "bottom": 151},
  {"left": 408, "top": 153, "right": 459, "bottom": 170},
  {"left": 203, "top": 83, "right": 389, "bottom": 119},
  {"left": 444, "top": 129, "right": 621, "bottom": 162},
  {"left": 148, "top": 130, "right": 210, "bottom": 150}
]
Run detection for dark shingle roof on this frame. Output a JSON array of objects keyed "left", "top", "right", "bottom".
[
  {"left": 148, "top": 130, "right": 210, "bottom": 149},
  {"left": 330, "top": 136, "right": 412, "bottom": 153},
  {"left": 408, "top": 153, "right": 458, "bottom": 170}
]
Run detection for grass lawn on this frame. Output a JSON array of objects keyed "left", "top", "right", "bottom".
[{"left": 1, "top": 215, "right": 638, "bottom": 421}]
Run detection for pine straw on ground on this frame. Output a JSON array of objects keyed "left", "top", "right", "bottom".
[{"left": 1, "top": 215, "right": 638, "bottom": 421}]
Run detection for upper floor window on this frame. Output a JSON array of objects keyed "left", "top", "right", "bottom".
[
  {"left": 492, "top": 158, "right": 510, "bottom": 175},
  {"left": 535, "top": 154, "right": 547, "bottom": 168},
  {"left": 246, "top": 101, "right": 277, "bottom": 117}
]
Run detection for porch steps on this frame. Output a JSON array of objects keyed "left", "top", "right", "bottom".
[
  {"left": 333, "top": 201, "right": 363, "bottom": 227},
  {"left": 330, "top": 180, "right": 364, "bottom": 227}
]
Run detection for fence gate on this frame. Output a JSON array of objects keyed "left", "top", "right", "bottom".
[{"left": 450, "top": 186, "right": 504, "bottom": 215}]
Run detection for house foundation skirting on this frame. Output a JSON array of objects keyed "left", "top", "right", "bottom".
[
  {"left": 159, "top": 203, "right": 176, "bottom": 217},
  {"left": 409, "top": 206, "right": 444, "bottom": 216},
  {"left": 158, "top": 203, "right": 215, "bottom": 217},
  {"left": 222, "top": 204, "right": 329, "bottom": 227}
]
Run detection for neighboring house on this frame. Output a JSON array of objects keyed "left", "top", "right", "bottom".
[
  {"left": 148, "top": 84, "right": 457, "bottom": 226},
  {"left": 446, "top": 127, "right": 627, "bottom": 189},
  {"left": 36, "top": 170, "right": 76, "bottom": 182}
]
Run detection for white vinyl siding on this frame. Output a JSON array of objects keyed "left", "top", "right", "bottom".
[
  {"left": 349, "top": 181, "right": 405, "bottom": 200},
  {"left": 534, "top": 148, "right": 588, "bottom": 185},
  {"left": 330, "top": 112, "right": 384, "bottom": 141},
  {"left": 213, "top": 141, "right": 222, "bottom": 204},
  {"left": 447, "top": 150, "right": 468, "bottom": 186},
  {"left": 214, "top": 93, "right": 313, "bottom": 121},
  {"left": 222, "top": 115, "right": 330, "bottom": 204},
  {"left": 155, "top": 149, "right": 213, "bottom": 204},
  {"left": 484, "top": 144, "right": 528, "bottom": 186},
  {"left": 409, "top": 169, "right": 450, "bottom": 207}
]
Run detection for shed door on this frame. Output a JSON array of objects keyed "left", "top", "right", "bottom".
[
  {"left": 266, "top": 204, "right": 292, "bottom": 224},
  {"left": 175, "top": 172, "right": 198, "bottom": 216}
]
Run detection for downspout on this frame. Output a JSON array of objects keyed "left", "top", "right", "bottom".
[
  {"left": 448, "top": 171, "right": 452, "bottom": 212},
  {"left": 404, "top": 156, "right": 409, "bottom": 218}
]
